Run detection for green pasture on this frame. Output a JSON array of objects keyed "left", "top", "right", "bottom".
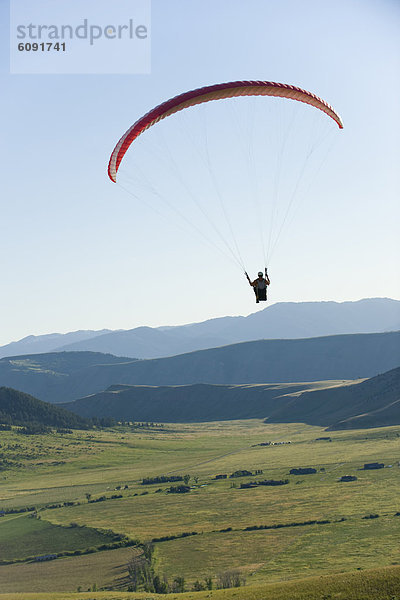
[
  {"left": 0, "top": 419, "right": 399, "bottom": 593},
  {"left": 40, "top": 471, "right": 400, "bottom": 541},
  {"left": 0, "top": 564, "right": 399, "bottom": 599},
  {"left": 155, "top": 515, "right": 400, "bottom": 584},
  {"left": 0, "top": 514, "right": 117, "bottom": 560},
  {"left": 1, "top": 420, "right": 315, "bottom": 507},
  {"left": 0, "top": 547, "right": 137, "bottom": 593}
]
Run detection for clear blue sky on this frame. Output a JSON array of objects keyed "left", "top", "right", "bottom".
[{"left": 0, "top": 0, "right": 399, "bottom": 345}]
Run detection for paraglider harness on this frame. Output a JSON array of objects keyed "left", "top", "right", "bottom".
[{"left": 245, "top": 268, "right": 270, "bottom": 303}]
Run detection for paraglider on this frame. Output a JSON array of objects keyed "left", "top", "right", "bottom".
[
  {"left": 245, "top": 269, "right": 270, "bottom": 303},
  {"left": 107, "top": 81, "right": 342, "bottom": 304}
]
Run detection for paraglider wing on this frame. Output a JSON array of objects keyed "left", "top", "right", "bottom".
[{"left": 108, "top": 80, "right": 343, "bottom": 183}]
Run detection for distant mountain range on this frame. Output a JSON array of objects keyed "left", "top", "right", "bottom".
[
  {"left": 0, "top": 329, "right": 112, "bottom": 359},
  {"left": 0, "top": 331, "right": 399, "bottom": 403},
  {"left": 1, "top": 298, "right": 399, "bottom": 360},
  {"left": 62, "top": 367, "right": 400, "bottom": 430}
]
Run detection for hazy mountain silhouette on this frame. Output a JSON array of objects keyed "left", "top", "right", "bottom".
[
  {"left": 1, "top": 298, "right": 399, "bottom": 360},
  {"left": 0, "top": 331, "right": 398, "bottom": 403},
  {"left": 55, "top": 298, "right": 400, "bottom": 358},
  {"left": 0, "top": 330, "right": 112, "bottom": 359}
]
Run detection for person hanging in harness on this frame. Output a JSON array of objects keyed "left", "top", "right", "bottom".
[{"left": 245, "top": 269, "right": 270, "bottom": 303}]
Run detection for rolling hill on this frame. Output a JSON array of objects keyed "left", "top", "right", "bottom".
[
  {"left": 0, "top": 387, "right": 91, "bottom": 429},
  {"left": 266, "top": 366, "right": 400, "bottom": 429},
  {"left": 1, "top": 298, "right": 399, "bottom": 360},
  {"left": 0, "top": 352, "right": 135, "bottom": 403},
  {"left": 62, "top": 367, "right": 400, "bottom": 429},
  {"left": 60, "top": 381, "right": 333, "bottom": 422},
  {"left": 0, "top": 331, "right": 398, "bottom": 403}
]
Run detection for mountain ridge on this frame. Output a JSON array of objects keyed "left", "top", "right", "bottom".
[
  {"left": 61, "top": 367, "right": 400, "bottom": 430},
  {"left": 0, "top": 329, "right": 113, "bottom": 359},
  {"left": 1, "top": 298, "right": 399, "bottom": 360},
  {"left": 0, "top": 331, "right": 398, "bottom": 403}
]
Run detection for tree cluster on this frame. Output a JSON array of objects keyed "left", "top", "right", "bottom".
[
  {"left": 217, "top": 569, "right": 246, "bottom": 589},
  {"left": 289, "top": 467, "right": 317, "bottom": 475},
  {"left": 151, "top": 531, "right": 198, "bottom": 543},
  {"left": 339, "top": 475, "right": 357, "bottom": 482},
  {"left": 142, "top": 475, "right": 183, "bottom": 485},
  {"left": 244, "top": 518, "right": 331, "bottom": 531},
  {"left": 229, "top": 469, "right": 263, "bottom": 478},
  {"left": 127, "top": 545, "right": 244, "bottom": 594},
  {"left": 240, "top": 479, "right": 289, "bottom": 489},
  {"left": 167, "top": 485, "right": 190, "bottom": 494}
]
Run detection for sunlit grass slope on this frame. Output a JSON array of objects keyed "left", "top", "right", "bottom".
[
  {"left": 0, "top": 564, "right": 399, "bottom": 599},
  {"left": 0, "top": 419, "right": 399, "bottom": 593}
]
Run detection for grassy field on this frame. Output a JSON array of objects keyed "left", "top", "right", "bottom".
[
  {"left": 0, "top": 565, "right": 399, "bottom": 599},
  {"left": 155, "top": 514, "right": 400, "bottom": 583},
  {"left": 0, "top": 419, "right": 399, "bottom": 595},
  {"left": 0, "top": 514, "right": 119, "bottom": 560},
  {"left": 0, "top": 547, "right": 137, "bottom": 593}
]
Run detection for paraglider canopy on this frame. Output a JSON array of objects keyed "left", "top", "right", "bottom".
[{"left": 108, "top": 80, "right": 343, "bottom": 183}]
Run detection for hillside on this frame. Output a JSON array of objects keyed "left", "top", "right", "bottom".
[
  {"left": 62, "top": 381, "right": 342, "bottom": 422},
  {"left": 1, "top": 298, "right": 399, "bottom": 360},
  {"left": 0, "top": 352, "right": 135, "bottom": 403},
  {"left": 0, "top": 331, "right": 397, "bottom": 404},
  {"left": 266, "top": 366, "right": 400, "bottom": 429},
  {"left": 63, "top": 368, "right": 400, "bottom": 428},
  {"left": 0, "top": 387, "right": 91, "bottom": 429}
]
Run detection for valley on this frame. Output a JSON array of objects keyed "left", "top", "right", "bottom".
[{"left": 0, "top": 418, "right": 399, "bottom": 598}]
